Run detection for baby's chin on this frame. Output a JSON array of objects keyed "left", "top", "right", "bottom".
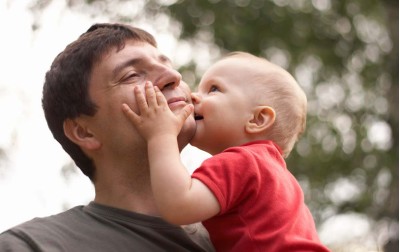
[
  {"left": 177, "top": 117, "right": 197, "bottom": 150},
  {"left": 189, "top": 134, "right": 204, "bottom": 152},
  {"left": 190, "top": 136, "right": 219, "bottom": 156}
]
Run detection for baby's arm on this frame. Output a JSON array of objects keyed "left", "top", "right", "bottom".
[{"left": 122, "top": 82, "right": 220, "bottom": 225}]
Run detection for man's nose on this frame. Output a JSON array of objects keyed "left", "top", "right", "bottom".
[{"left": 153, "top": 66, "right": 182, "bottom": 90}]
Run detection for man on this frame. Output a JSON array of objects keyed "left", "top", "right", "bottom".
[{"left": 0, "top": 23, "right": 214, "bottom": 252}]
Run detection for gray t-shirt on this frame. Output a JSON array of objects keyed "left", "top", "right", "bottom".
[{"left": 0, "top": 202, "right": 215, "bottom": 252}]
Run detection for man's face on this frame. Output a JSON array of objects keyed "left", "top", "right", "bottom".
[{"left": 85, "top": 40, "right": 195, "bottom": 156}]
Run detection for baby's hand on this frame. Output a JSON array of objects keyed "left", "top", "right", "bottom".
[{"left": 122, "top": 81, "right": 193, "bottom": 142}]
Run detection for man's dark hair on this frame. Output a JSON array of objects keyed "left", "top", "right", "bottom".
[{"left": 42, "top": 23, "right": 157, "bottom": 181}]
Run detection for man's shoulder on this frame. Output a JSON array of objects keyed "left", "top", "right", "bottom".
[
  {"left": 3, "top": 205, "right": 84, "bottom": 232},
  {"left": 0, "top": 206, "right": 85, "bottom": 251},
  {"left": 0, "top": 204, "right": 215, "bottom": 252}
]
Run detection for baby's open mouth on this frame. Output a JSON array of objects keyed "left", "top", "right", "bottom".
[{"left": 194, "top": 113, "right": 203, "bottom": 120}]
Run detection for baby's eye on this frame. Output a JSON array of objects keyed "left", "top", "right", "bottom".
[{"left": 209, "top": 85, "right": 219, "bottom": 93}]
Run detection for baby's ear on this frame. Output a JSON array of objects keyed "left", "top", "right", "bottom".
[
  {"left": 245, "top": 106, "right": 276, "bottom": 134},
  {"left": 63, "top": 118, "right": 101, "bottom": 150}
]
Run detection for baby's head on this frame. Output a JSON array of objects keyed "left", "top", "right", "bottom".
[
  {"left": 229, "top": 52, "right": 307, "bottom": 157},
  {"left": 192, "top": 52, "right": 306, "bottom": 157}
]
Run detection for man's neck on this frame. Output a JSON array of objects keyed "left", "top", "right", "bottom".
[
  {"left": 94, "top": 189, "right": 160, "bottom": 216},
  {"left": 93, "top": 161, "right": 160, "bottom": 216}
]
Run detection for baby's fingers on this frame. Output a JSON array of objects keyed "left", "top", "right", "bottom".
[
  {"left": 154, "top": 86, "right": 168, "bottom": 107},
  {"left": 121, "top": 103, "right": 140, "bottom": 124},
  {"left": 144, "top": 82, "right": 158, "bottom": 108},
  {"left": 177, "top": 104, "right": 194, "bottom": 124},
  {"left": 134, "top": 85, "right": 149, "bottom": 112}
]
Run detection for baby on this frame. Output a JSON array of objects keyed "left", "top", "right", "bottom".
[{"left": 122, "top": 52, "right": 330, "bottom": 251}]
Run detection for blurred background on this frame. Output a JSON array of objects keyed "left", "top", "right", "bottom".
[{"left": 0, "top": 0, "right": 398, "bottom": 251}]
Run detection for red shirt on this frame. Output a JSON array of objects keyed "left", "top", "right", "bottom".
[{"left": 192, "top": 140, "right": 330, "bottom": 252}]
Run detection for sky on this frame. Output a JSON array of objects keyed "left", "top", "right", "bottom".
[
  {"left": 0, "top": 0, "right": 391, "bottom": 250},
  {"left": 0, "top": 0, "right": 97, "bottom": 231}
]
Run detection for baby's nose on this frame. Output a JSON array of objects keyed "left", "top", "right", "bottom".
[{"left": 191, "top": 93, "right": 201, "bottom": 104}]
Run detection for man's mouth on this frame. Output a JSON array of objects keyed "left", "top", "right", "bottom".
[
  {"left": 167, "top": 97, "right": 186, "bottom": 105},
  {"left": 167, "top": 97, "right": 188, "bottom": 110}
]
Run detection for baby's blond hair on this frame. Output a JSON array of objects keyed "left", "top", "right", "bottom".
[{"left": 222, "top": 52, "right": 307, "bottom": 158}]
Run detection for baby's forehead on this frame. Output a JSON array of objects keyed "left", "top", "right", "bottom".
[
  {"left": 219, "top": 55, "right": 283, "bottom": 73},
  {"left": 218, "top": 56, "right": 287, "bottom": 81}
]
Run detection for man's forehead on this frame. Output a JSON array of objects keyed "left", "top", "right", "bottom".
[{"left": 100, "top": 40, "right": 171, "bottom": 64}]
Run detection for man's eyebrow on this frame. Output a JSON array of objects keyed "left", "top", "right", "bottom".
[
  {"left": 159, "top": 54, "right": 172, "bottom": 65},
  {"left": 112, "top": 58, "right": 142, "bottom": 78}
]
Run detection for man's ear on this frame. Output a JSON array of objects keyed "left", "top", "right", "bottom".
[
  {"left": 63, "top": 118, "right": 101, "bottom": 150},
  {"left": 245, "top": 106, "right": 276, "bottom": 134}
]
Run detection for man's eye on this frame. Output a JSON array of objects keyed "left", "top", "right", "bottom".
[
  {"left": 126, "top": 73, "right": 139, "bottom": 80},
  {"left": 121, "top": 73, "right": 142, "bottom": 83}
]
